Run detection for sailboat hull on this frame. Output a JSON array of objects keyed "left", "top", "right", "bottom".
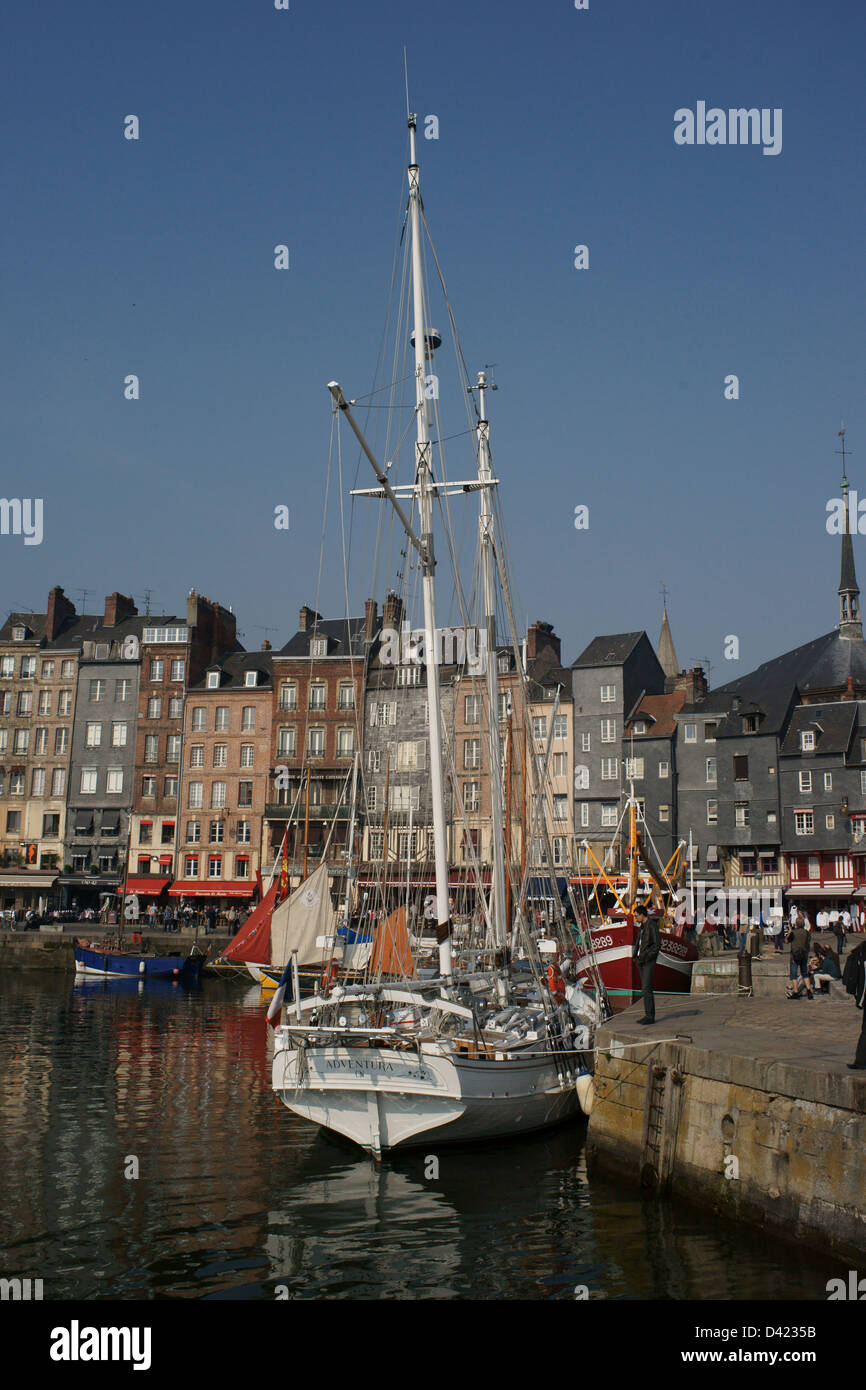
[
  {"left": 574, "top": 921, "right": 697, "bottom": 998},
  {"left": 272, "top": 1036, "right": 581, "bottom": 1153}
]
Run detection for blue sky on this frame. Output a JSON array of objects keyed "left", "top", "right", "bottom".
[{"left": 2, "top": 0, "right": 864, "bottom": 680}]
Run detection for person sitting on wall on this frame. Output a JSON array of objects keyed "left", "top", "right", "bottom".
[{"left": 810, "top": 944, "right": 841, "bottom": 995}]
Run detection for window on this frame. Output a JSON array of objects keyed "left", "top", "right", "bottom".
[
  {"left": 396, "top": 740, "right": 425, "bottom": 772},
  {"left": 553, "top": 714, "right": 568, "bottom": 740},
  {"left": 683, "top": 723, "right": 697, "bottom": 743},
  {"left": 34, "top": 727, "right": 48, "bottom": 754},
  {"left": 211, "top": 782, "right": 226, "bottom": 809},
  {"left": 366, "top": 748, "right": 381, "bottom": 773},
  {"left": 799, "top": 771, "right": 812, "bottom": 793},
  {"left": 169, "top": 696, "right": 183, "bottom": 719},
  {"left": 824, "top": 772, "right": 832, "bottom": 791},
  {"left": 743, "top": 715, "right": 758, "bottom": 733},
  {"left": 337, "top": 728, "right": 354, "bottom": 757},
  {"left": 16, "top": 691, "right": 32, "bottom": 716},
  {"left": 140, "top": 822, "right": 153, "bottom": 844},
  {"left": 794, "top": 811, "right": 814, "bottom": 836},
  {"left": 498, "top": 692, "right": 512, "bottom": 721},
  {"left": 215, "top": 707, "right": 229, "bottom": 731},
  {"left": 143, "top": 627, "right": 188, "bottom": 645},
  {"left": 625, "top": 757, "right": 644, "bottom": 779},
  {"left": 20, "top": 656, "right": 36, "bottom": 677},
  {"left": 190, "top": 745, "right": 204, "bottom": 767},
  {"left": 237, "top": 821, "right": 251, "bottom": 844},
  {"left": 106, "top": 768, "right": 123, "bottom": 794},
  {"left": 371, "top": 701, "right": 396, "bottom": 727},
  {"left": 206, "top": 672, "right": 220, "bottom": 690},
  {"left": 739, "top": 854, "right": 756, "bottom": 876},
  {"left": 578, "top": 801, "right": 589, "bottom": 828},
  {"left": 735, "top": 803, "right": 749, "bottom": 827},
  {"left": 137, "top": 856, "right": 152, "bottom": 874},
  {"left": 80, "top": 768, "right": 97, "bottom": 794},
  {"left": 111, "top": 722, "right": 128, "bottom": 747},
  {"left": 184, "top": 855, "right": 199, "bottom": 878},
  {"left": 144, "top": 735, "right": 159, "bottom": 763},
  {"left": 706, "top": 758, "right": 717, "bottom": 784},
  {"left": 278, "top": 727, "right": 296, "bottom": 756},
  {"left": 369, "top": 831, "right": 384, "bottom": 861},
  {"left": 704, "top": 723, "right": 717, "bottom": 742},
  {"left": 601, "top": 803, "right": 617, "bottom": 827},
  {"left": 240, "top": 744, "right": 254, "bottom": 767},
  {"left": 532, "top": 716, "right": 547, "bottom": 743},
  {"left": 463, "top": 781, "right": 480, "bottom": 812},
  {"left": 498, "top": 655, "right": 510, "bottom": 674},
  {"left": 8, "top": 774, "right": 24, "bottom": 796},
  {"left": 235, "top": 855, "right": 250, "bottom": 878},
  {"left": 166, "top": 735, "right": 181, "bottom": 762},
  {"left": 465, "top": 695, "right": 480, "bottom": 724},
  {"left": 115, "top": 679, "right": 131, "bottom": 701},
  {"left": 38, "top": 690, "right": 51, "bottom": 715},
  {"left": 464, "top": 739, "right": 481, "bottom": 770},
  {"left": 58, "top": 690, "right": 72, "bottom": 715},
  {"left": 600, "top": 685, "right": 616, "bottom": 703},
  {"left": 310, "top": 637, "right": 328, "bottom": 657},
  {"left": 279, "top": 682, "right": 297, "bottom": 710},
  {"left": 309, "top": 683, "right": 326, "bottom": 710},
  {"left": 186, "top": 821, "right": 201, "bottom": 843},
  {"left": 85, "top": 722, "right": 102, "bottom": 747},
  {"left": 192, "top": 707, "right": 206, "bottom": 731},
  {"left": 213, "top": 744, "right": 228, "bottom": 767},
  {"left": 188, "top": 781, "right": 203, "bottom": 809},
  {"left": 581, "top": 732, "right": 591, "bottom": 752},
  {"left": 337, "top": 684, "right": 355, "bottom": 708},
  {"left": 54, "top": 727, "right": 68, "bottom": 754},
  {"left": 397, "top": 830, "right": 418, "bottom": 861},
  {"left": 808, "top": 854, "right": 820, "bottom": 879},
  {"left": 242, "top": 706, "right": 255, "bottom": 731},
  {"left": 142, "top": 776, "right": 156, "bottom": 797},
  {"left": 552, "top": 752, "right": 567, "bottom": 778},
  {"left": 161, "top": 822, "right": 175, "bottom": 844},
  {"left": 707, "top": 800, "right": 718, "bottom": 824},
  {"left": 633, "top": 720, "right": 647, "bottom": 735},
  {"left": 397, "top": 665, "right": 420, "bottom": 686},
  {"left": 635, "top": 798, "right": 646, "bottom": 821},
  {"left": 308, "top": 728, "right": 325, "bottom": 757},
  {"left": 238, "top": 781, "right": 253, "bottom": 808},
  {"left": 390, "top": 785, "right": 420, "bottom": 812},
  {"left": 826, "top": 814, "right": 836, "bottom": 829},
  {"left": 89, "top": 679, "right": 105, "bottom": 702},
  {"left": 861, "top": 770, "right": 866, "bottom": 795},
  {"left": 553, "top": 794, "right": 567, "bottom": 821},
  {"left": 659, "top": 804, "right": 670, "bottom": 823},
  {"left": 207, "top": 855, "right": 222, "bottom": 878},
  {"left": 600, "top": 758, "right": 617, "bottom": 780},
  {"left": 171, "top": 658, "right": 185, "bottom": 682},
  {"left": 60, "top": 659, "right": 74, "bottom": 678},
  {"left": 147, "top": 696, "right": 161, "bottom": 719},
  {"left": 733, "top": 755, "right": 749, "bottom": 781},
  {"left": 50, "top": 769, "right": 66, "bottom": 797},
  {"left": 367, "top": 786, "right": 377, "bottom": 814},
  {"left": 658, "top": 760, "right": 669, "bottom": 779},
  {"left": 71, "top": 854, "right": 87, "bottom": 873},
  {"left": 42, "top": 812, "right": 60, "bottom": 837},
  {"left": 31, "top": 768, "right": 46, "bottom": 797},
  {"left": 150, "top": 660, "right": 164, "bottom": 681},
  {"left": 600, "top": 719, "right": 616, "bottom": 743},
  {"left": 462, "top": 828, "right": 480, "bottom": 859},
  {"left": 13, "top": 729, "right": 29, "bottom": 753},
  {"left": 164, "top": 777, "right": 177, "bottom": 798}
]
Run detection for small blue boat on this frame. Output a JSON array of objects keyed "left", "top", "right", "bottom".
[{"left": 73, "top": 945, "right": 205, "bottom": 982}]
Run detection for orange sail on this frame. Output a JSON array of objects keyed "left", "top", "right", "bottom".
[
  {"left": 221, "top": 881, "right": 277, "bottom": 964},
  {"left": 370, "top": 905, "right": 415, "bottom": 978}
]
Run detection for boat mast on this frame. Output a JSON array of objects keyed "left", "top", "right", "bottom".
[
  {"left": 476, "top": 370, "right": 507, "bottom": 978},
  {"left": 407, "top": 112, "right": 452, "bottom": 978}
]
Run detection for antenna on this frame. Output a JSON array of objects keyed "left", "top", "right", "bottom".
[
  {"left": 142, "top": 589, "right": 153, "bottom": 617},
  {"left": 692, "top": 656, "right": 713, "bottom": 686},
  {"left": 403, "top": 47, "right": 410, "bottom": 120},
  {"left": 75, "top": 589, "right": 92, "bottom": 612}
]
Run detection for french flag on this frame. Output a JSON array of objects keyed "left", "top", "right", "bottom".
[{"left": 266, "top": 959, "right": 293, "bottom": 1029}]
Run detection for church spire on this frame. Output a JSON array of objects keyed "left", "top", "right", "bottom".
[
  {"left": 837, "top": 427, "right": 862, "bottom": 641},
  {"left": 657, "top": 584, "right": 679, "bottom": 682}
]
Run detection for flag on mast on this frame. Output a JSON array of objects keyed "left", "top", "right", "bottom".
[{"left": 266, "top": 958, "right": 293, "bottom": 1029}]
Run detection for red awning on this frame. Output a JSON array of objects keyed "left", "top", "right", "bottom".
[
  {"left": 168, "top": 880, "right": 255, "bottom": 898},
  {"left": 124, "top": 876, "right": 173, "bottom": 895}
]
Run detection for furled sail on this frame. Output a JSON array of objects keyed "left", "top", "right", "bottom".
[
  {"left": 370, "top": 905, "right": 415, "bottom": 978},
  {"left": 270, "top": 861, "right": 336, "bottom": 968},
  {"left": 221, "top": 881, "right": 277, "bottom": 964}
]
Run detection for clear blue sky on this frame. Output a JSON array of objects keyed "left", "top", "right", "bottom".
[{"left": 2, "top": 0, "right": 864, "bottom": 682}]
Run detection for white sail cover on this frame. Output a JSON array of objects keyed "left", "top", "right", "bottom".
[{"left": 270, "top": 861, "right": 337, "bottom": 969}]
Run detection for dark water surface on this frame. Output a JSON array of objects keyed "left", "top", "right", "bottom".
[{"left": 0, "top": 971, "right": 847, "bottom": 1300}]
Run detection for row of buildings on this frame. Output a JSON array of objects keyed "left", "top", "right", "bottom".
[{"left": 3, "top": 504, "right": 866, "bottom": 916}]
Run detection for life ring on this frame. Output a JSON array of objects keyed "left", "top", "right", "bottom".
[
  {"left": 321, "top": 959, "right": 339, "bottom": 995},
  {"left": 130, "top": 932, "right": 142, "bottom": 946},
  {"left": 546, "top": 963, "right": 566, "bottom": 1003}
]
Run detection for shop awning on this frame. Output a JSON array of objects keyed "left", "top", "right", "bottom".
[
  {"left": 123, "top": 876, "right": 172, "bottom": 895},
  {"left": 0, "top": 874, "right": 57, "bottom": 888},
  {"left": 101, "top": 811, "right": 120, "bottom": 833},
  {"left": 74, "top": 813, "right": 94, "bottom": 834},
  {"left": 785, "top": 885, "right": 832, "bottom": 897},
  {"left": 168, "top": 880, "right": 255, "bottom": 898}
]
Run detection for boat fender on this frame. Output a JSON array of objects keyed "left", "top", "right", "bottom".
[
  {"left": 321, "top": 959, "right": 339, "bottom": 995},
  {"left": 575, "top": 1071, "right": 595, "bottom": 1115}
]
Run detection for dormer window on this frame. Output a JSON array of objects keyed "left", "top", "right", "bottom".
[
  {"left": 498, "top": 656, "right": 510, "bottom": 674},
  {"left": 743, "top": 715, "right": 758, "bottom": 733},
  {"left": 207, "top": 672, "right": 220, "bottom": 689},
  {"left": 800, "top": 730, "right": 815, "bottom": 752},
  {"left": 12, "top": 627, "right": 25, "bottom": 642},
  {"left": 311, "top": 638, "right": 328, "bottom": 658},
  {"left": 633, "top": 720, "right": 647, "bottom": 734},
  {"left": 244, "top": 670, "right": 257, "bottom": 687}
]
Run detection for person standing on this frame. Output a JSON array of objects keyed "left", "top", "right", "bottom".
[
  {"left": 632, "top": 905, "right": 660, "bottom": 1025},
  {"left": 844, "top": 940, "right": 866, "bottom": 1069},
  {"left": 838, "top": 908, "right": 850, "bottom": 956},
  {"left": 788, "top": 915, "right": 813, "bottom": 999}
]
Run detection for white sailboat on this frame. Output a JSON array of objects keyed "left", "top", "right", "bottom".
[{"left": 271, "top": 108, "right": 603, "bottom": 1156}]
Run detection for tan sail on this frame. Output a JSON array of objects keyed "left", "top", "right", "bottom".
[
  {"left": 370, "top": 905, "right": 415, "bottom": 978},
  {"left": 270, "top": 861, "right": 336, "bottom": 969}
]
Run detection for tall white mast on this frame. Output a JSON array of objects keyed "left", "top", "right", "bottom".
[
  {"left": 407, "top": 113, "right": 452, "bottom": 978},
  {"left": 476, "top": 371, "right": 507, "bottom": 983}
]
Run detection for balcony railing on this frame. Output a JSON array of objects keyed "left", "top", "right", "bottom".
[{"left": 265, "top": 802, "right": 350, "bottom": 820}]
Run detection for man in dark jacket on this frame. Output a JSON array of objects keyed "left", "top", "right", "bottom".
[
  {"left": 632, "top": 905, "right": 661, "bottom": 1024},
  {"left": 788, "top": 918, "right": 813, "bottom": 999},
  {"left": 844, "top": 940, "right": 866, "bottom": 1069}
]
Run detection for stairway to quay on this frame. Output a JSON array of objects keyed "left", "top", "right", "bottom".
[{"left": 589, "top": 935, "right": 866, "bottom": 1263}]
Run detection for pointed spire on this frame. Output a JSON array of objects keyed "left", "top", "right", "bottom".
[
  {"left": 836, "top": 427, "right": 862, "bottom": 640},
  {"left": 657, "top": 587, "right": 679, "bottom": 681}
]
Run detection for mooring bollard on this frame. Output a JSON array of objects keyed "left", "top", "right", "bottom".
[{"left": 737, "top": 951, "right": 753, "bottom": 996}]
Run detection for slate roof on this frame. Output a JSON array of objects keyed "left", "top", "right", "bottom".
[
  {"left": 779, "top": 702, "right": 859, "bottom": 758},
  {"left": 572, "top": 632, "right": 645, "bottom": 669},
  {"left": 277, "top": 616, "right": 368, "bottom": 659},
  {"left": 191, "top": 649, "right": 273, "bottom": 691}
]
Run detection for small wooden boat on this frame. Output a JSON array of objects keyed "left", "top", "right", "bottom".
[{"left": 73, "top": 941, "right": 205, "bottom": 982}]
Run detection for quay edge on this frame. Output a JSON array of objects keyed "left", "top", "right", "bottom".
[{"left": 587, "top": 993, "right": 866, "bottom": 1265}]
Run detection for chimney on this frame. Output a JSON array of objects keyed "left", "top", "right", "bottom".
[
  {"left": 104, "top": 592, "right": 138, "bottom": 627},
  {"left": 526, "top": 620, "right": 560, "bottom": 663},
  {"left": 672, "top": 665, "right": 708, "bottom": 703},
  {"left": 383, "top": 591, "right": 404, "bottom": 630},
  {"left": 846, "top": 674, "right": 856, "bottom": 700},
  {"left": 261, "top": 639, "right": 272, "bottom": 651},
  {"left": 299, "top": 605, "right": 321, "bottom": 632},
  {"left": 365, "top": 597, "right": 378, "bottom": 641},
  {"left": 46, "top": 586, "right": 76, "bottom": 641}
]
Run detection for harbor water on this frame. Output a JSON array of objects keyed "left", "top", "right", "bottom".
[{"left": 0, "top": 971, "right": 848, "bottom": 1301}]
